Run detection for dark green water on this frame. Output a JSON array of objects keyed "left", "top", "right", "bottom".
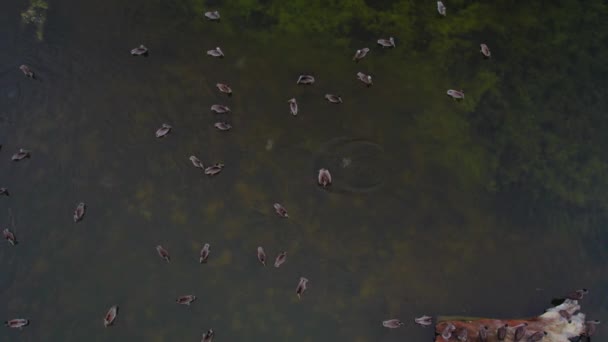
[{"left": 1, "top": 0, "right": 607, "bottom": 341}]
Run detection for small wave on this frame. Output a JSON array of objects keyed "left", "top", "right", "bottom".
[{"left": 313, "top": 137, "right": 385, "bottom": 194}]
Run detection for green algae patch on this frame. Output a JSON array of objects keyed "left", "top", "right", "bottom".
[
  {"left": 32, "top": 258, "right": 50, "bottom": 274},
  {"left": 177, "top": 0, "right": 608, "bottom": 210},
  {"left": 214, "top": 250, "right": 233, "bottom": 266},
  {"left": 234, "top": 180, "right": 268, "bottom": 209},
  {"left": 130, "top": 181, "right": 157, "bottom": 220},
  {"left": 135, "top": 181, "right": 155, "bottom": 200},
  {"left": 21, "top": 0, "right": 48, "bottom": 41},
  {"left": 170, "top": 208, "right": 188, "bottom": 225},
  {"left": 203, "top": 200, "right": 225, "bottom": 219}
]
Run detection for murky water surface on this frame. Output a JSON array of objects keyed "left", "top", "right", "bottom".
[{"left": 1, "top": 0, "right": 607, "bottom": 341}]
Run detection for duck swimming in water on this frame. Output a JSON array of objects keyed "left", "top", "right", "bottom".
[
  {"left": 202, "top": 329, "right": 214, "bottom": 342},
  {"left": 156, "top": 245, "right": 170, "bottom": 262},
  {"left": 377, "top": 37, "right": 395, "bottom": 48},
  {"left": 480, "top": 43, "right": 491, "bottom": 58},
  {"left": 296, "top": 75, "right": 315, "bottom": 85},
  {"left": 3, "top": 228, "right": 17, "bottom": 245},
  {"left": 325, "top": 94, "right": 342, "bottom": 104},
  {"left": 204, "top": 11, "right": 220, "bottom": 21},
  {"left": 204, "top": 163, "right": 224, "bottom": 176},
  {"left": 296, "top": 277, "right": 309, "bottom": 299},
  {"left": 214, "top": 122, "right": 232, "bottom": 131},
  {"left": 318, "top": 168, "right": 332, "bottom": 187},
  {"left": 5, "top": 318, "right": 29, "bottom": 329},
  {"left": 207, "top": 47, "right": 224, "bottom": 58},
  {"left": 353, "top": 48, "right": 370, "bottom": 62},
  {"left": 73, "top": 202, "right": 86, "bottom": 222},
  {"left": 130, "top": 45, "right": 148, "bottom": 56},
  {"left": 199, "top": 243, "right": 211, "bottom": 263},
  {"left": 383, "top": 319, "right": 404, "bottom": 329},
  {"left": 415, "top": 315, "right": 433, "bottom": 327},
  {"left": 155, "top": 123, "right": 172, "bottom": 138},
  {"left": 211, "top": 104, "right": 230, "bottom": 114},
  {"left": 176, "top": 295, "right": 197, "bottom": 305},
  {"left": 11, "top": 149, "right": 30, "bottom": 161},
  {"left": 257, "top": 246, "right": 266, "bottom": 266},
  {"left": 216, "top": 83, "right": 232, "bottom": 96},
  {"left": 274, "top": 251, "right": 287, "bottom": 268},
  {"left": 189, "top": 155, "right": 204, "bottom": 169},
  {"left": 356, "top": 72, "right": 373, "bottom": 87},
  {"left": 103, "top": 306, "right": 118, "bottom": 327},
  {"left": 288, "top": 98, "right": 298, "bottom": 116},
  {"left": 19, "top": 65, "right": 35, "bottom": 78},
  {"left": 447, "top": 89, "right": 465, "bottom": 100},
  {"left": 437, "top": 1, "right": 447, "bottom": 16},
  {"left": 273, "top": 203, "right": 289, "bottom": 218}
]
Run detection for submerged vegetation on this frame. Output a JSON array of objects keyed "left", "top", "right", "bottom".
[
  {"left": 4, "top": 1, "right": 608, "bottom": 341},
  {"left": 21, "top": 0, "right": 48, "bottom": 41},
  {"left": 172, "top": 0, "right": 608, "bottom": 213}
]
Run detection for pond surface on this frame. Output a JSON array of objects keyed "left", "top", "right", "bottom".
[{"left": 1, "top": 0, "right": 607, "bottom": 341}]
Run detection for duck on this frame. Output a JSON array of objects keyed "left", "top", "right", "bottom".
[
  {"left": 447, "top": 89, "right": 465, "bottom": 100},
  {"left": 204, "top": 11, "right": 220, "bottom": 21},
  {"left": 288, "top": 98, "right": 298, "bottom": 116},
  {"left": 204, "top": 163, "right": 224, "bottom": 176},
  {"left": 189, "top": 155, "right": 205, "bottom": 169},
  {"left": 296, "top": 75, "right": 315, "bottom": 85},
  {"left": 437, "top": 1, "right": 447, "bottom": 16},
  {"left": 414, "top": 315, "right": 433, "bottom": 327},
  {"left": 211, "top": 104, "right": 230, "bottom": 114},
  {"left": 19, "top": 65, "right": 35, "bottom": 78},
  {"left": 325, "top": 94, "right": 343, "bottom": 104},
  {"left": 382, "top": 319, "right": 404, "bottom": 329},
  {"left": 353, "top": 48, "right": 370, "bottom": 62},
  {"left": 356, "top": 72, "right": 373, "bottom": 87},
  {"left": 377, "top": 37, "right": 395, "bottom": 48},
  {"left": 130, "top": 45, "right": 148, "bottom": 56},
  {"left": 202, "top": 329, "right": 214, "bottom": 342},
  {"left": 480, "top": 43, "right": 491, "bottom": 58},
  {"left": 155, "top": 123, "right": 172, "bottom": 138},
  {"left": 11, "top": 148, "right": 30, "bottom": 161},
  {"left": 214, "top": 122, "right": 232, "bottom": 131},
  {"left": 216, "top": 83, "right": 232, "bottom": 96},
  {"left": 318, "top": 168, "right": 332, "bottom": 187},
  {"left": 207, "top": 47, "right": 224, "bottom": 58}
]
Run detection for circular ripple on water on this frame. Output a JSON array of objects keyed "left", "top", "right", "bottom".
[
  {"left": 313, "top": 137, "right": 385, "bottom": 194},
  {"left": 0, "top": 81, "right": 21, "bottom": 125}
]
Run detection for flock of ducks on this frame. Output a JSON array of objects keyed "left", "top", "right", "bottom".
[
  {"left": 1, "top": 3, "right": 600, "bottom": 342},
  {"left": 5, "top": 6, "right": 334, "bottom": 339}
]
